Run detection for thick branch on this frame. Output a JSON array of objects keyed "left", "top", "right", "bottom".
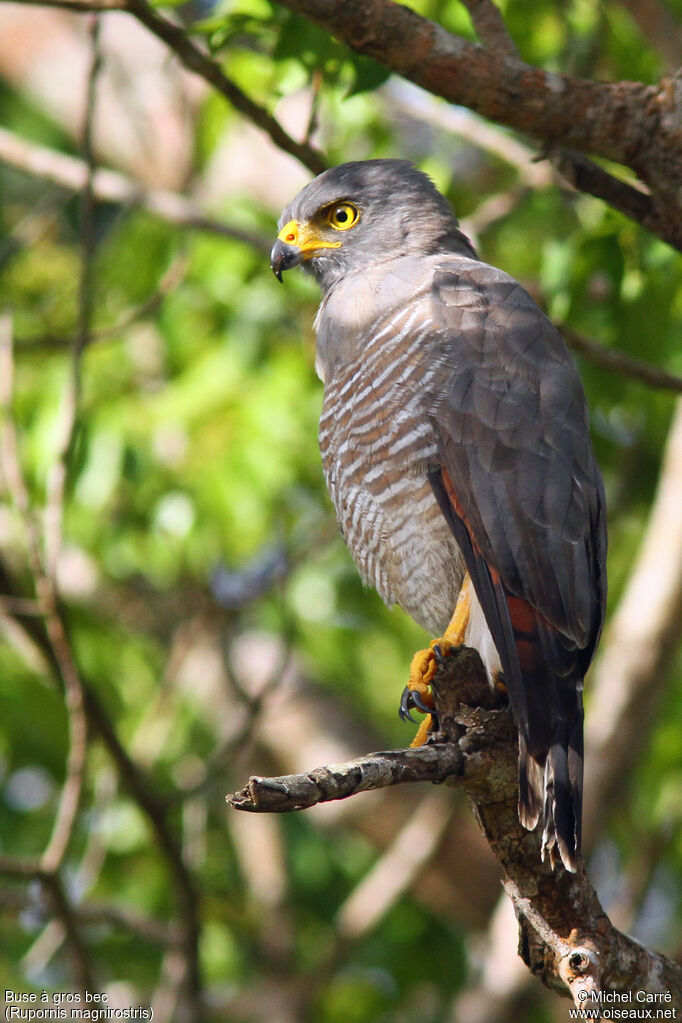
[
  {"left": 228, "top": 647, "right": 682, "bottom": 1007},
  {"left": 273, "top": 0, "right": 682, "bottom": 247}
]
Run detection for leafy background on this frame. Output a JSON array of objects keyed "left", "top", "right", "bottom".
[{"left": 1, "top": 1, "right": 682, "bottom": 1020}]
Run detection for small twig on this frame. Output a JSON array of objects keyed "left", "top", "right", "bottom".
[
  {"left": 43, "top": 14, "right": 101, "bottom": 579},
  {"left": 551, "top": 148, "right": 682, "bottom": 250},
  {"left": 0, "top": 858, "right": 95, "bottom": 994},
  {"left": 461, "top": 0, "right": 520, "bottom": 57},
  {"left": 39, "top": 17, "right": 103, "bottom": 878},
  {"left": 11, "top": 0, "right": 327, "bottom": 174},
  {"left": 618, "top": 0, "right": 682, "bottom": 72},
  {"left": 17, "top": 0, "right": 123, "bottom": 8},
  {"left": 0, "top": 127, "right": 270, "bottom": 252},
  {"left": 0, "top": 595, "right": 44, "bottom": 616},
  {"left": 304, "top": 69, "right": 323, "bottom": 146},
  {"left": 0, "top": 558, "right": 204, "bottom": 1019},
  {"left": 563, "top": 324, "right": 682, "bottom": 394},
  {"left": 17, "top": 252, "right": 189, "bottom": 352},
  {"left": 41, "top": 873, "right": 95, "bottom": 994}
]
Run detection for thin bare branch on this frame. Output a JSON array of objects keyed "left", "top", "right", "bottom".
[
  {"left": 550, "top": 148, "right": 677, "bottom": 247},
  {"left": 0, "top": 858, "right": 95, "bottom": 994},
  {"left": 0, "top": 553, "right": 203, "bottom": 1016},
  {"left": 563, "top": 325, "right": 682, "bottom": 394},
  {"left": 0, "top": 595, "right": 44, "bottom": 615},
  {"left": 619, "top": 0, "right": 682, "bottom": 72},
  {"left": 38, "top": 16, "right": 103, "bottom": 877},
  {"left": 0, "top": 127, "right": 270, "bottom": 251},
  {"left": 16, "top": 0, "right": 124, "bottom": 8}
]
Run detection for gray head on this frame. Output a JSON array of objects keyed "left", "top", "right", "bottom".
[{"left": 271, "top": 159, "right": 475, "bottom": 291}]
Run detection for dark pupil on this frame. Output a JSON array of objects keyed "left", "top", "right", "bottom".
[{"left": 335, "top": 208, "right": 348, "bottom": 223}]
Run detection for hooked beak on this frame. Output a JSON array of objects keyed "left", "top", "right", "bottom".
[
  {"left": 270, "top": 237, "right": 303, "bottom": 282},
  {"left": 270, "top": 219, "right": 341, "bottom": 282}
]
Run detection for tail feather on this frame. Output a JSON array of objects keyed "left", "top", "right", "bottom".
[
  {"left": 517, "top": 733, "right": 543, "bottom": 831},
  {"left": 518, "top": 714, "right": 583, "bottom": 873}
]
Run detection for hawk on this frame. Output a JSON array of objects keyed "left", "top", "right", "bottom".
[{"left": 270, "top": 160, "right": 607, "bottom": 872}]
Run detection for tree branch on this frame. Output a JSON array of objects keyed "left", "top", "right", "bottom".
[
  {"left": 550, "top": 148, "right": 680, "bottom": 249},
  {"left": 228, "top": 646, "right": 682, "bottom": 1009},
  {"left": 272, "top": 0, "right": 682, "bottom": 248},
  {"left": 562, "top": 325, "right": 682, "bottom": 394},
  {"left": 0, "top": 558, "right": 203, "bottom": 1020},
  {"left": 229, "top": 745, "right": 461, "bottom": 812},
  {"left": 4, "top": 0, "right": 327, "bottom": 174},
  {"left": 0, "top": 126, "right": 270, "bottom": 252},
  {"left": 123, "top": 0, "right": 326, "bottom": 176},
  {"left": 461, "top": 0, "right": 519, "bottom": 58}
]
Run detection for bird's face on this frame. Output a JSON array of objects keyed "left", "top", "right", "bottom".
[{"left": 271, "top": 159, "right": 465, "bottom": 291}]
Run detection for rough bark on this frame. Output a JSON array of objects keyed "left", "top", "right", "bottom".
[
  {"left": 229, "top": 647, "right": 682, "bottom": 1009},
  {"left": 273, "top": 0, "right": 682, "bottom": 249}
]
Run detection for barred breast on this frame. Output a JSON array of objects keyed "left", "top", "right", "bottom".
[{"left": 317, "top": 297, "right": 464, "bottom": 635}]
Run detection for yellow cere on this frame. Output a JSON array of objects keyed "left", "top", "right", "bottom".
[{"left": 277, "top": 219, "right": 342, "bottom": 255}]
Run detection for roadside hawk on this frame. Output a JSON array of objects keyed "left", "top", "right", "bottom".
[{"left": 271, "top": 159, "right": 607, "bottom": 872}]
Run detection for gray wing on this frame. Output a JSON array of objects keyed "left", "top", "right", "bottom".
[
  {"left": 421, "top": 258, "right": 607, "bottom": 869},
  {"left": 425, "top": 259, "right": 607, "bottom": 656}
]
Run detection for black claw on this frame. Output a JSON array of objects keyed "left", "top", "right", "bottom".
[
  {"left": 399, "top": 686, "right": 416, "bottom": 722},
  {"left": 432, "top": 643, "right": 447, "bottom": 668},
  {"left": 410, "top": 690, "right": 433, "bottom": 715}
]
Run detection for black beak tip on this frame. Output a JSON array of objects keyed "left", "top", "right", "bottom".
[
  {"left": 270, "top": 247, "right": 285, "bottom": 283},
  {"left": 270, "top": 238, "right": 303, "bottom": 282}
]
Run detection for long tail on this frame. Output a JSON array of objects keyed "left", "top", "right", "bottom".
[
  {"left": 518, "top": 701, "right": 584, "bottom": 872},
  {"left": 428, "top": 467, "right": 587, "bottom": 872}
]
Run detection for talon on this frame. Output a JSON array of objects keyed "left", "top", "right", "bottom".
[
  {"left": 401, "top": 575, "right": 473, "bottom": 747},
  {"left": 410, "top": 689, "right": 433, "bottom": 714},
  {"left": 399, "top": 686, "right": 417, "bottom": 723},
  {"left": 431, "top": 642, "right": 447, "bottom": 668}
]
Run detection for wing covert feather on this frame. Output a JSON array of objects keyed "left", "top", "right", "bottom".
[{"left": 424, "top": 259, "right": 606, "bottom": 656}]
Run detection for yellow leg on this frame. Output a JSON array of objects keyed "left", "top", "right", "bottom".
[{"left": 407, "top": 574, "right": 472, "bottom": 747}]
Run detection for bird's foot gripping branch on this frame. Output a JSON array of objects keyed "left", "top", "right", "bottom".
[{"left": 227, "top": 646, "right": 682, "bottom": 1012}]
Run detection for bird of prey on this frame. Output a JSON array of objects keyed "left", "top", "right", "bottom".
[{"left": 270, "top": 159, "right": 607, "bottom": 872}]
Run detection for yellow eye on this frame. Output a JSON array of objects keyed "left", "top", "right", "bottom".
[{"left": 327, "top": 203, "right": 359, "bottom": 231}]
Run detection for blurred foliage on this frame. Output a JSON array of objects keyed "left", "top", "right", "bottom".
[{"left": 0, "top": 1, "right": 681, "bottom": 1021}]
